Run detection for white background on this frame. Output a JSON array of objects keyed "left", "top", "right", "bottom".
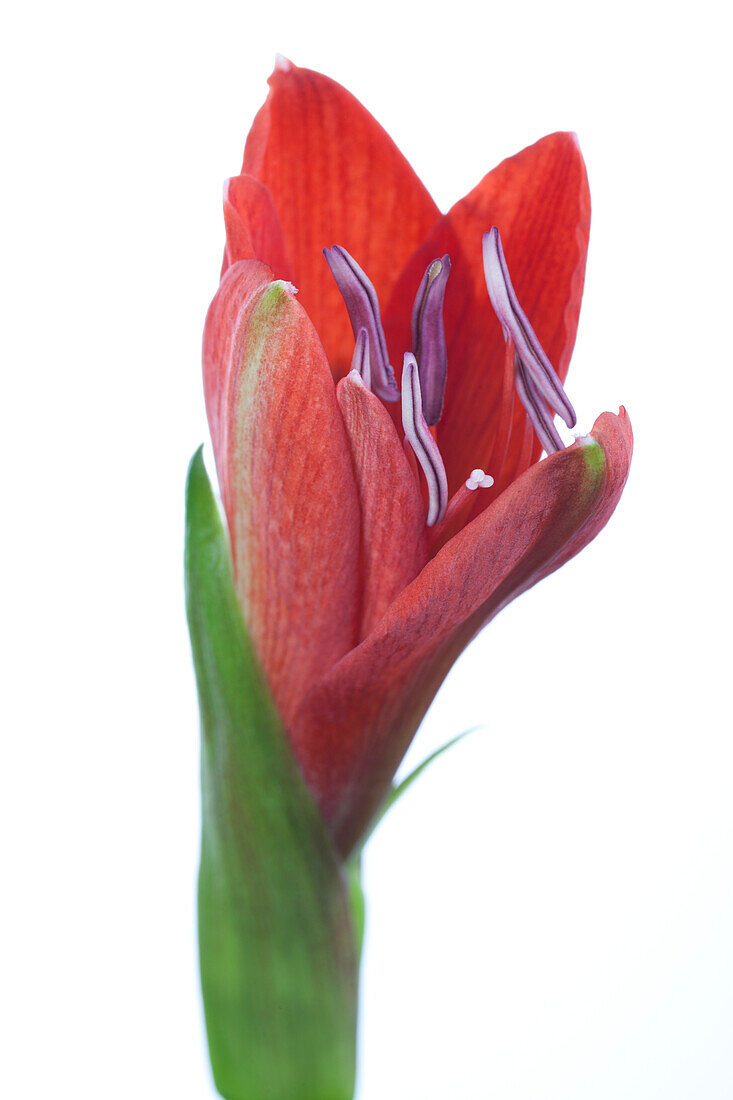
[{"left": 2, "top": 1, "right": 731, "bottom": 1097}]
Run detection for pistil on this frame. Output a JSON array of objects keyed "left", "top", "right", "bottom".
[{"left": 483, "top": 226, "right": 576, "bottom": 452}]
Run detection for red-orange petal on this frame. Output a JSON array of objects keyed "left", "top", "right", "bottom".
[
  {"left": 293, "top": 408, "right": 632, "bottom": 854},
  {"left": 221, "top": 175, "right": 294, "bottom": 282},
  {"left": 336, "top": 372, "right": 428, "bottom": 639},
  {"left": 203, "top": 264, "right": 362, "bottom": 729},
  {"left": 242, "top": 61, "right": 440, "bottom": 381},
  {"left": 384, "top": 132, "right": 591, "bottom": 497},
  {"left": 203, "top": 259, "right": 272, "bottom": 461}
]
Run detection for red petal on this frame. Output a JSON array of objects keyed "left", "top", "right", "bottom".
[
  {"left": 336, "top": 373, "right": 428, "bottom": 639},
  {"left": 384, "top": 132, "right": 591, "bottom": 496},
  {"left": 221, "top": 175, "right": 294, "bottom": 282},
  {"left": 203, "top": 264, "right": 362, "bottom": 729},
  {"left": 242, "top": 62, "right": 440, "bottom": 380},
  {"left": 203, "top": 259, "right": 272, "bottom": 462},
  {"left": 293, "top": 408, "right": 632, "bottom": 854}
]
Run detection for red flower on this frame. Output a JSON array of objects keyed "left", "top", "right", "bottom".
[{"left": 203, "top": 59, "right": 633, "bottom": 857}]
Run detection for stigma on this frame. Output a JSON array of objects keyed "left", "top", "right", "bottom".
[{"left": 482, "top": 226, "right": 576, "bottom": 453}]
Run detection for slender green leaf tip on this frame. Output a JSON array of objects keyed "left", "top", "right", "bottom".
[{"left": 357, "top": 728, "right": 483, "bottom": 851}]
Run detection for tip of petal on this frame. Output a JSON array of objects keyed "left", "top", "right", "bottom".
[
  {"left": 273, "top": 53, "right": 293, "bottom": 73},
  {"left": 272, "top": 278, "right": 298, "bottom": 296},
  {"left": 580, "top": 436, "right": 605, "bottom": 476},
  {"left": 346, "top": 367, "right": 367, "bottom": 388}
]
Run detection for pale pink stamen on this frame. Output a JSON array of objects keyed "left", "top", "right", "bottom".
[
  {"left": 401, "top": 353, "right": 448, "bottom": 526},
  {"left": 350, "top": 327, "right": 371, "bottom": 389},
  {"left": 483, "top": 226, "right": 576, "bottom": 453}
]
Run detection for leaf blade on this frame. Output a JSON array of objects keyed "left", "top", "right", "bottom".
[
  {"left": 185, "top": 448, "right": 357, "bottom": 1100},
  {"left": 360, "top": 727, "right": 483, "bottom": 850}
]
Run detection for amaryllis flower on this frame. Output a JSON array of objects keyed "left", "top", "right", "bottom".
[{"left": 203, "top": 59, "right": 632, "bottom": 859}]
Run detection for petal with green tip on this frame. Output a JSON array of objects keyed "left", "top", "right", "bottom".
[{"left": 203, "top": 264, "right": 362, "bottom": 730}]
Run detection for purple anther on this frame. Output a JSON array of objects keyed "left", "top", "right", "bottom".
[
  {"left": 483, "top": 227, "right": 577, "bottom": 450},
  {"left": 513, "top": 351, "right": 565, "bottom": 454},
  {"left": 411, "top": 254, "right": 450, "bottom": 425},
  {"left": 401, "top": 353, "right": 449, "bottom": 526},
  {"left": 350, "top": 327, "right": 371, "bottom": 390},
  {"left": 323, "top": 245, "right": 399, "bottom": 402}
]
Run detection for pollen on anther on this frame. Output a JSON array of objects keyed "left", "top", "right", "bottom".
[{"left": 465, "top": 468, "right": 494, "bottom": 491}]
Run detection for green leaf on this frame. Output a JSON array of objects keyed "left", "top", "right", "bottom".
[
  {"left": 361, "top": 728, "right": 482, "bottom": 849},
  {"left": 185, "top": 449, "right": 358, "bottom": 1100}
]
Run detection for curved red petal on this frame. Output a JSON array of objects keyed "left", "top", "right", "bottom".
[
  {"left": 243, "top": 62, "right": 440, "bottom": 380},
  {"left": 293, "top": 408, "right": 632, "bottom": 854},
  {"left": 384, "top": 132, "right": 591, "bottom": 497},
  {"left": 203, "top": 258, "right": 272, "bottom": 463},
  {"left": 203, "top": 265, "right": 362, "bottom": 729},
  {"left": 221, "top": 174, "right": 294, "bottom": 281},
  {"left": 337, "top": 373, "right": 428, "bottom": 639}
]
